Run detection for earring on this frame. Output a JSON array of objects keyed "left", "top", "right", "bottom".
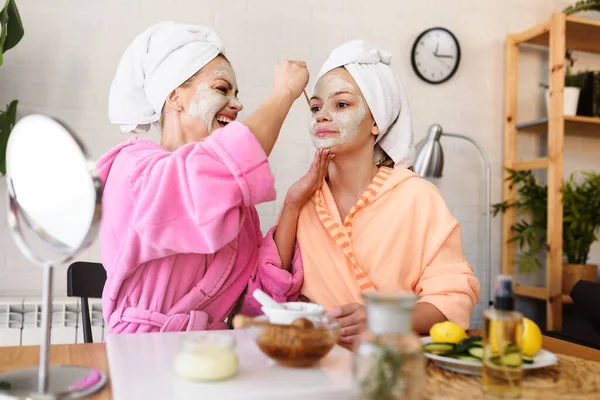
[{"left": 177, "top": 106, "right": 183, "bottom": 111}]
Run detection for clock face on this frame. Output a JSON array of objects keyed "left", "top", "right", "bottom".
[{"left": 411, "top": 27, "right": 461, "bottom": 84}]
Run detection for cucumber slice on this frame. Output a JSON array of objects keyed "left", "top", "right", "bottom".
[
  {"left": 491, "top": 352, "right": 523, "bottom": 367},
  {"left": 471, "top": 340, "right": 483, "bottom": 347},
  {"left": 423, "top": 343, "right": 455, "bottom": 355},
  {"left": 523, "top": 356, "right": 534, "bottom": 364},
  {"left": 468, "top": 347, "right": 484, "bottom": 359},
  {"left": 454, "top": 336, "right": 482, "bottom": 353},
  {"left": 489, "top": 352, "right": 523, "bottom": 367},
  {"left": 457, "top": 355, "right": 481, "bottom": 362},
  {"left": 506, "top": 344, "right": 521, "bottom": 354}
]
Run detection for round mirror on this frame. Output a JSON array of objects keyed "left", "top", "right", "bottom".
[
  {"left": 0, "top": 114, "right": 105, "bottom": 399},
  {"left": 6, "top": 114, "right": 101, "bottom": 264}
]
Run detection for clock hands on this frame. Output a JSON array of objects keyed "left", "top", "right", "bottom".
[
  {"left": 433, "top": 42, "right": 454, "bottom": 59},
  {"left": 435, "top": 57, "right": 450, "bottom": 69}
]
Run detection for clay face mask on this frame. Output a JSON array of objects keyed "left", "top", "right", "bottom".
[
  {"left": 188, "top": 61, "right": 242, "bottom": 133},
  {"left": 308, "top": 74, "right": 366, "bottom": 149}
]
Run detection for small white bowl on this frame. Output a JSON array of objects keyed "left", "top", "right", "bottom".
[{"left": 261, "top": 302, "right": 325, "bottom": 325}]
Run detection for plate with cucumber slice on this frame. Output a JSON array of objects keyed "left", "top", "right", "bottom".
[{"left": 421, "top": 336, "right": 558, "bottom": 376}]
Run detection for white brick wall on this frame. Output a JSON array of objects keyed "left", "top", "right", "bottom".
[{"left": 0, "top": 1, "right": 599, "bottom": 327}]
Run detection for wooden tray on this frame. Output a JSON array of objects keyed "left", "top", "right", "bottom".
[{"left": 423, "top": 353, "right": 600, "bottom": 399}]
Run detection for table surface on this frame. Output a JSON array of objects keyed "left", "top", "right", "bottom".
[
  {"left": 1, "top": 330, "right": 599, "bottom": 400},
  {"left": 0, "top": 342, "right": 112, "bottom": 399}
]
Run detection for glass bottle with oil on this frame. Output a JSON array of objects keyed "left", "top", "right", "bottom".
[
  {"left": 482, "top": 275, "right": 523, "bottom": 398},
  {"left": 354, "top": 292, "right": 425, "bottom": 400}
]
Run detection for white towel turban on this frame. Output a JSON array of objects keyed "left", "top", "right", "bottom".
[
  {"left": 316, "top": 40, "right": 415, "bottom": 168},
  {"left": 108, "top": 22, "right": 224, "bottom": 133}
]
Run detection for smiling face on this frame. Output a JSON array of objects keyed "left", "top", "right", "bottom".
[
  {"left": 165, "top": 56, "right": 243, "bottom": 144},
  {"left": 308, "top": 68, "right": 378, "bottom": 153},
  {"left": 187, "top": 58, "right": 242, "bottom": 133}
]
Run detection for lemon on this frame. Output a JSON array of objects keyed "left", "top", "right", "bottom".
[
  {"left": 487, "top": 319, "right": 505, "bottom": 355},
  {"left": 486, "top": 317, "right": 541, "bottom": 357},
  {"left": 430, "top": 321, "right": 467, "bottom": 344},
  {"left": 522, "top": 317, "right": 542, "bottom": 357}
]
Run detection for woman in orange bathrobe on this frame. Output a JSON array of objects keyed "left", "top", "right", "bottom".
[{"left": 275, "top": 40, "right": 480, "bottom": 343}]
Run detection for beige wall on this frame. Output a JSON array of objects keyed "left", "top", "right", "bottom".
[{"left": 0, "top": 0, "right": 598, "bottom": 326}]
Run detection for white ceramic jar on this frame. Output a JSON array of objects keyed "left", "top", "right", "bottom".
[{"left": 174, "top": 333, "right": 239, "bottom": 382}]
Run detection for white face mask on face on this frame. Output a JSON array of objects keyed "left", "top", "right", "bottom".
[
  {"left": 188, "top": 61, "right": 242, "bottom": 133},
  {"left": 308, "top": 74, "right": 366, "bottom": 149}
]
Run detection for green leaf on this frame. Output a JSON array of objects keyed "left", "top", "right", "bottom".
[
  {"left": 516, "top": 252, "right": 542, "bottom": 274},
  {"left": 0, "top": 99, "right": 17, "bottom": 175},
  {"left": 495, "top": 166, "right": 600, "bottom": 273},
  {"left": 0, "top": 1, "right": 8, "bottom": 67},
  {"left": 563, "top": 0, "right": 600, "bottom": 15},
  {"left": 562, "top": 170, "right": 600, "bottom": 265},
  {"left": 0, "top": 0, "right": 24, "bottom": 66},
  {"left": 454, "top": 336, "right": 483, "bottom": 354},
  {"left": 359, "top": 341, "right": 404, "bottom": 400}
]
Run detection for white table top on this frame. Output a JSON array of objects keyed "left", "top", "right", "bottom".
[{"left": 106, "top": 329, "right": 355, "bottom": 400}]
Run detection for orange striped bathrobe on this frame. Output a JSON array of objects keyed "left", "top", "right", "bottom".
[{"left": 296, "top": 167, "right": 480, "bottom": 328}]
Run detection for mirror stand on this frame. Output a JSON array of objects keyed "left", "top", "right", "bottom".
[
  {"left": 0, "top": 266, "right": 107, "bottom": 400},
  {"left": 0, "top": 115, "right": 106, "bottom": 399},
  {"left": 40, "top": 261, "right": 54, "bottom": 393}
]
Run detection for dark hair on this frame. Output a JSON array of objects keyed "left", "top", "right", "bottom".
[
  {"left": 375, "top": 149, "right": 414, "bottom": 171},
  {"left": 375, "top": 151, "right": 395, "bottom": 168}
]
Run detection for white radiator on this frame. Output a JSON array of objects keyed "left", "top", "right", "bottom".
[
  {"left": 76, "top": 299, "right": 105, "bottom": 344},
  {"left": 0, "top": 297, "right": 106, "bottom": 347},
  {"left": 0, "top": 297, "right": 24, "bottom": 346}
]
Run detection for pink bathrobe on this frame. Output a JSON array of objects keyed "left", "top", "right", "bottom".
[{"left": 97, "top": 122, "right": 303, "bottom": 334}]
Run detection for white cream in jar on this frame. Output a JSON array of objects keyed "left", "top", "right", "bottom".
[{"left": 174, "top": 333, "right": 239, "bottom": 382}]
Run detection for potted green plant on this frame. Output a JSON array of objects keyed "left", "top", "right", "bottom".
[
  {"left": 541, "top": 51, "right": 588, "bottom": 117},
  {"left": 557, "top": 1, "right": 600, "bottom": 115},
  {"left": 493, "top": 169, "right": 548, "bottom": 274},
  {"left": 493, "top": 169, "right": 600, "bottom": 294},
  {"left": 563, "top": 0, "right": 600, "bottom": 15},
  {"left": 0, "top": 0, "right": 24, "bottom": 175},
  {"left": 562, "top": 172, "right": 600, "bottom": 293}
]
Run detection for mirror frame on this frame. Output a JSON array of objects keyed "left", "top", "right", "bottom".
[
  {"left": 5, "top": 115, "right": 103, "bottom": 266},
  {"left": 1, "top": 114, "right": 106, "bottom": 398}
]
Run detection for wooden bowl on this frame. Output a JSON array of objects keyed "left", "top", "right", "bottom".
[{"left": 254, "top": 318, "right": 340, "bottom": 367}]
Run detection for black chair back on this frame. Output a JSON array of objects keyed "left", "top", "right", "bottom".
[{"left": 67, "top": 262, "right": 106, "bottom": 343}]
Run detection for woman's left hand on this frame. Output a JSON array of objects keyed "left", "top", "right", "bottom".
[{"left": 326, "top": 302, "right": 367, "bottom": 344}]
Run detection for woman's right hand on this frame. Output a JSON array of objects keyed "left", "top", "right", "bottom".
[
  {"left": 273, "top": 149, "right": 331, "bottom": 271},
  {"left": 273, "top": 60, "right": 309, "bottom": 100},
  {"left": 326, "top": 303, "right": 368, "bottom": 344},
  {"left": 284, "top": 149, "right": 333, "bottom": 213}
]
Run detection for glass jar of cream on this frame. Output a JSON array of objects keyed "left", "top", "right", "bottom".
[{"left": 174, "top": 333, "right": 239, "bottom": 382}]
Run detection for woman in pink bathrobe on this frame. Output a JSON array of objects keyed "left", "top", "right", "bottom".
[{"left": 98, "top": 22, "right": 326, "bottom": 335}]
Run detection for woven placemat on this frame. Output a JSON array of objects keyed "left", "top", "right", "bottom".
[{"left": 423, "top": 355, "right": 600, "bottom": 400}]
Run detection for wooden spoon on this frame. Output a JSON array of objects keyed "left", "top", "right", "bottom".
[{"left": 303, "top": 90, "right": 311, "bottom": 107}]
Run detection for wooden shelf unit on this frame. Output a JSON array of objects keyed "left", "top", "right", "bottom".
[
  {"left": 503, "top": 12, "right": 600, "bottom": 332},
  {"left": 516, "top": 15, "right": 600, "bottom": 54},
  {"left": 516, "top": 116, "right": 600, "bottom": 136}
]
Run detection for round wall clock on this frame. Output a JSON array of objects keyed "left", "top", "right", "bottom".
[{"left": 411, "top": 27, "right": 461, "bottom": 84}]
